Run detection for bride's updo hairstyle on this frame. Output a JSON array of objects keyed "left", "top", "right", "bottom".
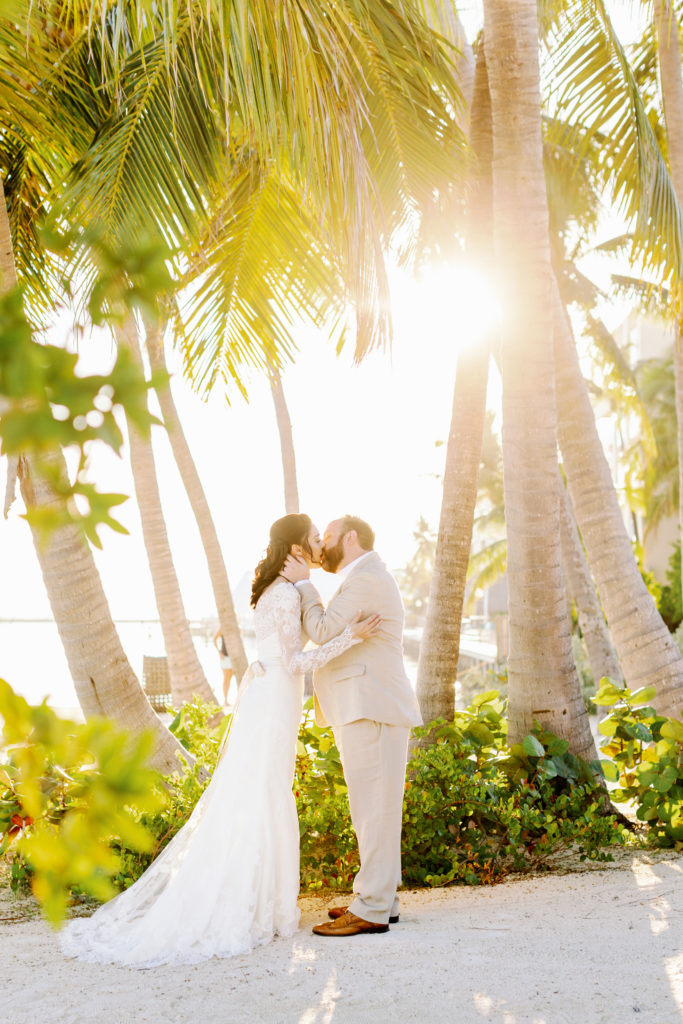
[{"left": 250, "top": 513, "right": 313, "bottom": 608}]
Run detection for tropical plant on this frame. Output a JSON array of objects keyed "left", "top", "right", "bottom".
[
  {"left": 595, "top": 678, "right": 683, "bottom": 847},
  {"left": 559, "top": 477, "right": 623, "bottom": 696},
  {"left": 398, "top": 517, "right": 436, "bottom": 629},
  {"left": 1, "top": 0, "right": 466, "bottom": 725},
  {"left": 0, "top": 202, "right": 191, "bottom": 772},
  {"left": 268, "top": 367, "right": 300, "bottom": 516},
  {"left": 483, "top": 0, "right": 597, "bottom": 759},
  {"left": 145, "top": 321, "right": 248, "bottom": 680},
  {"left": 416, "top": 34, "right": 492, "bottom": 724},
  {"left": 0, "top": 680, "right": 169, "bottom": 925},
  {"left": 117, "top": 315, "right": 217, "bottom": 707},
  {"left": 658, "top": 542, "right": 683, "bottom": 631},
  {"left": 85, "top": 694, "right": 628, "bottom": 895}
]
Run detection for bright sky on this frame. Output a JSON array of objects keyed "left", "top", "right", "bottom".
[
  {"left": 0, "top": 0, "right": 651, "bottom": 625},
  {"left": 0, "top": 262, "right": 500, "bottom": 621}
]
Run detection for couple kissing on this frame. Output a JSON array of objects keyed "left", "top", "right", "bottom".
[{"left": 61, "top": 513, "right": 422, "bottom": 968}]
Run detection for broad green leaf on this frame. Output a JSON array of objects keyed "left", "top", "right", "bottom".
[
  {"left": 522, "top": 735, "right": 545, "bottom": 758},
  {"left": 599, "top": 717, "right": 618, "bottom": 737},
  {"left": 660, "top": 719, "right": 683, "bottom": 743},
  {"left": 630, "top": 686, "right": 658, "bottom": 706},
  {"left": 599, "top": 759, "right": 619, "bottom": 783},
  {"left": 653, "top": 766, "right": 678, "bottom": 793}
]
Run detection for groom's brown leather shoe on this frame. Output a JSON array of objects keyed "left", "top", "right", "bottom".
[
  {"left": 327, "top": 905, "right": 399, "bottom": 924},
  {"left": 313, "top": 911, "right": 389, "bottom": 936}
]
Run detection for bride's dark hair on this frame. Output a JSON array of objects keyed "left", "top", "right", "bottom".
[{"left": 251, "top": 513, "right": 313, "bottom": 608}]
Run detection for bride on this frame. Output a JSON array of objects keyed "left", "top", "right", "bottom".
[{"left": 60, "top": 513, "right": 380, "bottom": 968}]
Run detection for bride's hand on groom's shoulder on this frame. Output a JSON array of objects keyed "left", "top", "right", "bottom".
[{"left": 281, "top": 554, "right": 310, "bottom": 583}]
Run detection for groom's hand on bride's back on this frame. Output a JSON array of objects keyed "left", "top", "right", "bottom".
[{"left": 282, "top": 554, "right": 310, "bottom": 583}]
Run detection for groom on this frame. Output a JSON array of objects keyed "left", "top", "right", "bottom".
[{"left": 284, "top": 515, "right": 422, "bottom": 936}]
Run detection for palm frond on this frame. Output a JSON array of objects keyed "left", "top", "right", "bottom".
[
  {"left": 465, "top": 538, "right": 507, "bottom": 612},
  {"left": 546, "top": 0, "right": 683, "bottom": 290},
  {"left": 176, "top": 167, "right": 346, "bottom": 396}
]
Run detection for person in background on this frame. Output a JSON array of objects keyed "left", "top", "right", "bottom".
[{"left": 213, "top": 629, "right": 235, "bottom": 705}]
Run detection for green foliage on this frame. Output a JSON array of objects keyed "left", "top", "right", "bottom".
[
  {"left": 0, "top": 289, "right": 160, "bottom": 547},
  {"left": 0, "top": 221, "right": 181, "bottom": 546},
  {"left": 402, "top": 696, "right": 621, "bottom": 887},
  {"left": 595, "top": 680, "right": 683, "bottom": 848},
  {"left": 657, "top": 543, "right": 682, "bottom": 633},
  {"left": 397, "top": 517, "right": 435, "bottom": 628},
  {"left": 295, "top": 702, "right": 359, "bottom": 890},
  {"left": 111, "top": 699, "right": 231, "bottom": 889},
  {"left": 42, "top": 223, "right": 176, "bottom": 330},
  {"left": 296, "top": 691, "right": 623, "bottom": 891},
  {"left": 638, "top": 557, "right": 662, "bottom": 608},
  {"left": 3, "top": 689, "right": 643, "bottom": 918},
  {"left": 0, "top": 680, "right": 168, "bottom": 925}
]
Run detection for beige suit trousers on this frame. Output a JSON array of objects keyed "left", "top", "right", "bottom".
[{"left": 333, "top": 719, "right": 410, "bottom": 925}]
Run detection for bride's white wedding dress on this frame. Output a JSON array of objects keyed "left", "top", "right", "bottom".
[{"left": 60, "top": 580, "right": 358, "bottom": 968}]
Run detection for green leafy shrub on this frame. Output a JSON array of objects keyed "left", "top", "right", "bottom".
[
  {"left": 595, "top": 680, "right": 683, "bottom": 847},
  {"left": 295, "top": 703, "right": 359, "bottom": 890},
  {"left": 658, "top": 543, "right": 683, "bottom": 632},
  {"left": 0, "top": 680, "right": 167, "bottom": 924},
  {"left": 2, "top": 690, "right": 633, "bottom": 916},
  {"left": 402, "top": 694, "right": 621, "bottom": 886},
  {"left": 296, "top": 691, "right": 623, "bottom": 890},
  {"left": 111, "top": 699, "right": 231, "bottom": 888}
]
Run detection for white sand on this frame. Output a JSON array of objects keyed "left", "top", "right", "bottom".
[{"left": 3, "top": 852, "right": 683, "bottom": 1024}]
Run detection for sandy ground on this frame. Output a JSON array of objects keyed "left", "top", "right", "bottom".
[{"left": 3, "top": 851, "right": 683, "bottom": 1024}]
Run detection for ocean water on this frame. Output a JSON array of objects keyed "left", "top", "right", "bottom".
[
  {"left": 0, "top": 620, "right": 253, "bottom": 719},
  {"left": 0, "top": 620, "right": 420, "bottom": 721}
]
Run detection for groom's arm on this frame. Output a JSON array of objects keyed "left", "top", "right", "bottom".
[{"left": 298, "top": 573, "right": 377, "bottom": 645}]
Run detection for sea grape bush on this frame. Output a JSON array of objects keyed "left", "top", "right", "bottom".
[
  {"left": 595, "top": 680, "right": 683, "bottom": 847},
  {"left": 12, "top": 681, "right": 683, "bottom": 922}
]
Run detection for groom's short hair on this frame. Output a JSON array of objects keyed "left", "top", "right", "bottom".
[{"left": 341, "top": 515, "right": 375, "bottom": 551}]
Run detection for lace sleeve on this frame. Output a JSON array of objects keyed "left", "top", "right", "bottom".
[{"left": 274, "top": 583, "right": 360, "bottom": 675}]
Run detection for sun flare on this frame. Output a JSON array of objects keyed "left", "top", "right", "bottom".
[{"left": 391, "top": 264, "right": 501, "bottom": 358}]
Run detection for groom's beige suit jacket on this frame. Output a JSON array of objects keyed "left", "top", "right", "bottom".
[{"left": 297, "top": 552, "right": 422, "bottom": 729}]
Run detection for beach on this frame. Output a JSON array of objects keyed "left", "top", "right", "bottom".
[{"left": 3, "top": 849, "right": 682, "bottom": 1024}]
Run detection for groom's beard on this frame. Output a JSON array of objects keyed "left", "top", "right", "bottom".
[{"left": 321, "top": 539, "right": 344, "bottom": 573}]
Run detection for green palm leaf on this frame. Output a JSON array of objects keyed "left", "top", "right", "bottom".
[{"left": 547, "top": 0, "right": 683, "bottom": 289}]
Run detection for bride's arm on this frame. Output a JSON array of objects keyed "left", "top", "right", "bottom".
[{"left": 274, "top": 584, "right": 362, "bottom": 676}]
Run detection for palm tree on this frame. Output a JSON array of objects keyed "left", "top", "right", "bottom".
[
  {"left": 268, "top": 367, "right": 300, "bottom": 515},
  {"left": 554, "top": 293, "right": 683, "bottom": 718},
  {"left": 145, "top": 320, "right": 248, "bottom": 681},
  {"left": 17, "top": 454, "right": 189, "bottom": 775},
  {"left": 416, "top": 36, "right": 492, "bottom": 724},
  {"left": 482, "top": 0, "right": 596, "bottom": 759},
  {"left": 653, "top": 0, "right": 683, "bottom": 599},
  {"left": 0, "top": 176, "right": 188, "bottom": 773},
  {"left": 119, "top": 316, "right": 217, "bottom": 706},
  {"left": 558, "top": 475, "right": 623, "bottom": 695},
  {"left": 2, "top": 1, "right": 466, "bottom": 728}
]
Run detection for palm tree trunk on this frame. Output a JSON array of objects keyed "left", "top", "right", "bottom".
[
  {"left": 118, "top": 318, "right": 216, "bottom": 707},
  {"left": 17, "top": 457, "right": 189, "bottom": 775},
  {"left": 0, "top": 176, "right": 187, "bottom": 773},
  {"left": 269, "top": 368, "right": 300, "bottom": 514},
  {"left": 673, "top": 327, "right": 683, "bottom": 599},
  {"left": 145, "top": 323, "right": 248, "bottom": 681},
  {"left": 484, "top": 0, "right": 596, "bottom": 759},
  {"left": 416, "top": 37, "right": 491, "bottom": 723},
  {"left": 558, "top": 474, "right": 623, "bottom": 697},
  {"left": 0, "top": 175, "right": 19, "bottom": 503},
  {"left": 654, "top": 0, "right": 683, "bottom": 608},
  {"left": 554, "top": 289, "right": 683, "bottom": 718}
]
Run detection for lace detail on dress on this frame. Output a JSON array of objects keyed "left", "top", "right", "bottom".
[{"left": 256, "top": 581, "right": 359, "bottom": 675}]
